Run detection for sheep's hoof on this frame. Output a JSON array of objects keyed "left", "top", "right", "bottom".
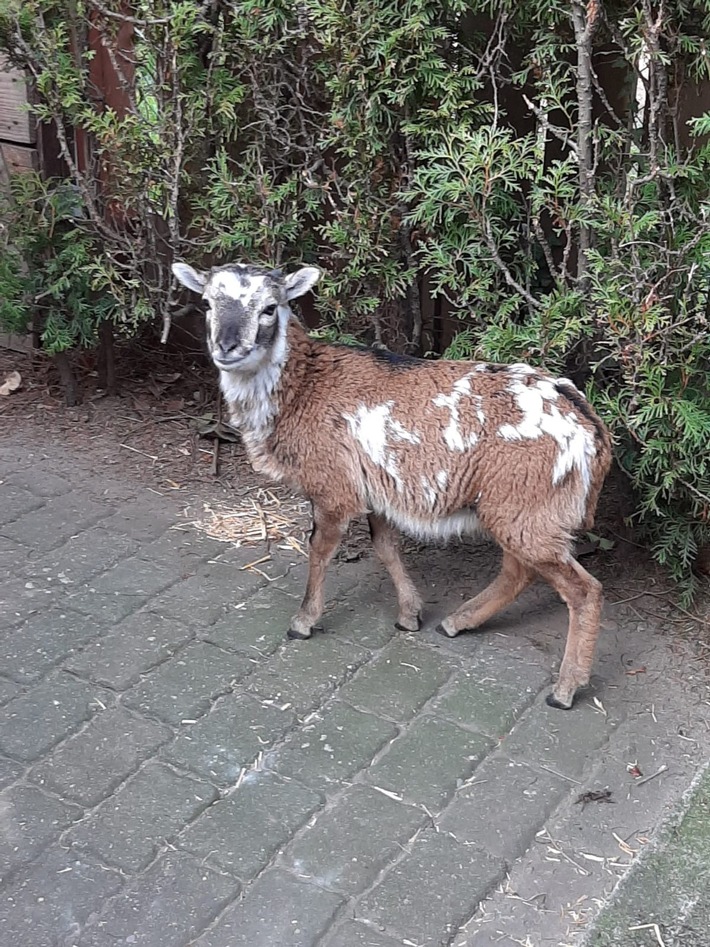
[
  {"left": 546, "top": 691, "right": 574, "bottom": 710},
  {"left": 435, "top": 621, "right": 458, "bottom": 639},
  {"left": 287, "top": 626, "right": 312, "bottom": 641},
  {"left": 395, "top": 616, "right": 421, "bottom": 632}
]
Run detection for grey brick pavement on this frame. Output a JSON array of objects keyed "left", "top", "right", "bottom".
[{"left": 1, "top": 439, "right": 709, "bottom": 946}]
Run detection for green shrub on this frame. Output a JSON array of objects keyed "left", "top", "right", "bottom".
[
  {"left": 1, "top": 0, "right": 709, "bottom": 596},
  {"left": 0, "top": 173, "right": 118, "bottom": 353}
]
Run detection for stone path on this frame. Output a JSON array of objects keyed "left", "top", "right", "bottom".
[{"left": 0, "top": 436, "right": 709, "bottom": 947}]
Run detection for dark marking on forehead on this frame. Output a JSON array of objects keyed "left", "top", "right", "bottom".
[{"left": 483, "top": 363, "right": 508, "bottom": 374}]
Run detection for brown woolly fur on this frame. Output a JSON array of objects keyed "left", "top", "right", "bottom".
[{"left": 172, "top": 260, "right": 613, "bottom": 710}]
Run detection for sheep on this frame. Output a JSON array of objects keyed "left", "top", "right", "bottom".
[{"left": 172, "top": 260, "right": 613, "bottom": 709}]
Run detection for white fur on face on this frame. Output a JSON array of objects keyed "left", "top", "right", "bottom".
[
  {"left": 432, "top": 373, "right": 485, "bottom": 452},
  {"left": 219, "top": 307, "right": 290, "bottom": 436},
  {"left": 342, "top": 402, "right": 421, "bottom": 492},
  {"left": 498, "top": 377, "right": 595, "bottom": 495},
  {"left": 210, "top": 270, "right": 260, "bottom": 301}
]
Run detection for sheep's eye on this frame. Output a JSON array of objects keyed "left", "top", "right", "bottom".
[{"left": 263, "top": 304, "right": 277, "bottom": 318}]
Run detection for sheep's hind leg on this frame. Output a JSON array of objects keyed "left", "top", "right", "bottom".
[
  {"left": 288, "top": 507, "right": 348, "bottom": 640},
  {"left": 368, "top": 513, "right": 423, "bottom": 631},
  {"left": 436, "top": 552, "right": 535, "bottom": 638},
  {"left": 535, "top": 557, "right": 603, "bottom": 710}
]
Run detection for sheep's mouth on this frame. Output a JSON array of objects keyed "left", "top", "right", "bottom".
[
  {"left": 211, "top": 348, "right": 263, "bottom": 372},
  {"left": 212, "top": 354, "right": 245, "bottom": 370}
]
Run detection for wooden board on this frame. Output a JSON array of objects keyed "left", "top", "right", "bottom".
[
  {"left": 0, "top": 55, "right": 35, "bottom": 144},
  {"left": 1, "top": 141, "right": 38, "bottom": 173}
]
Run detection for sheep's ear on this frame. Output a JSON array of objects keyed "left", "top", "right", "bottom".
[
  {"left": 284, "top": 266, "right": 321, "bottom": 301},
  {"left": 172, "top": 262, "right": 207, "bottom": 294}
]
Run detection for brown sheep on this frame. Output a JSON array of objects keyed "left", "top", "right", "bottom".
[{"left": 173, "top": 261, "right": 612, "bottom": 709}]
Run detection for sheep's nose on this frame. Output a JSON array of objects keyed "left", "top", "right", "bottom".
[{"left": 217, "top": 341, "right": 252, "bottom": 359}]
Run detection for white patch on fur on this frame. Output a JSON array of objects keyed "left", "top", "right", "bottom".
[
  {"left": 420, "top": 475, "right": 438, "bottom": 510},
  {"left": 342, "top": 402, "right": 421, "bottom": 491},
  {"left": 436, "top": 470, "right": 448, "bottom": 490},
  {"left": 498, "top": 377, "right": 595, "bottom": 495},
  {"left": 509, "top": 363, "right": 536, "bottom": 375},
  {"left": 212, "top": 270, "right": 254, "bottom": 300},
  {"left": 219, "top": 308, "right": 290, "bottom": 437},
  {"left": 432, "top": 373, "right": 484, "bottom": 452}
]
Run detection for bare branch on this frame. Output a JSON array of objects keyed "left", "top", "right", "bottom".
[{"left": 481, "top": 215, "right": 542, "bottom": 310}]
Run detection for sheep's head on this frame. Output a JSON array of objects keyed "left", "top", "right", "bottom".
[{"left": 172, "top": 261, "right": 320, "bottom": 372}]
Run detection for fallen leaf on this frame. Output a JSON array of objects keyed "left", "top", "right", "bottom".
[
  {"left": 0, "top": 370, "right": 21, "bottom": 396},
  {"left": 193, "top": 415, "right": 240, "bottom": 443}
]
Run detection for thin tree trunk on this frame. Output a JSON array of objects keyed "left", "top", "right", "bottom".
[
  {"left": 96, "top": 320, "right": 116, "bottom": 394},
  {"left": 54, "top": 351, "right": 80, "bottom": 406},
  {"left": 570, "top": 1, "right": 599, "bottom": 288}
]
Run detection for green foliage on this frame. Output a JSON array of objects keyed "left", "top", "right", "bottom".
[
  {"left": 0, "top": 174, "right": 118, "bottom": 353},
  {"left": 1, "top": 0, "right": 710, "bottom": 595}
]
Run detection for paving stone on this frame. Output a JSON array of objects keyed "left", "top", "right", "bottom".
[
  {"left": 0, "top": 607, "right": 103, "bottom": 683},
  {"left": 30, "top": 706, "right": 171, "bottom": 807},
  {"left": 365, "top": 715, "right": 493, "bottom": 810},
  {"left": 9, "top": 468, "right": 72, "bottom": 497},
  {"left": 282, "top": 785, "right": 427, "bottom": 895},
  {"left": 136, "top": 528, "right": 221, "bottom": 574},
  {"left": 0, "top": 578, "right": 59, "bottom": 628},
  {"left": 246, "top": 634, "right": 370, "bottom": 714},
  {"left": 322, "top": 920, "right": 405, "bottom": 947},
  {"left": 83, "top": 555, "right": 178, "bottom": 599},
  {"left": 21, "top": 527, "right": 139, "bottom": 586},
  {"left": 500, "top": 696, "right": 619, "bottom": 778},
  {"left": 180, "top": 770, "right": 322, "bottom": 879},
  {"left": 0, "top": 484, "right": 44, "bottom": 526},
  {"left": 439, "top": 755, "right": 572, "bottom": 862},
  {"left": 122, "top": 642, "right": 255, "bottom": 725},
  {"left": 432, "top": 645, "right": 551, "bottom": 737},
  {"left": 339, "top": 639, "right": 453, "bottom": 721},
  {"left": 204, "top": 575, "right": 307, "bottom": 654},
  {"left": 162, "top": 693, "right": 296, "bottom": 786},
  {"left": 64, "top": 590, "right": 147, "bottom": 624},
  {"left": 0, "top": 845, "right": 123, "bottom": 947},
  {"left": 0, "top": 535, "right": 29, "bottom": 567},
  {"left": 100, "top": 497, "right": 178, "bottom": 541},
  {"left": 0, "top": 785, "right": 81, "bottom": 882},
  {"left": 587, "top": 768, "right": 710, "bottom": 947},
  {"left": 0, "top": 675, "right": 101, "bottom": 761},
  {"left": 0, "top": 756, "right": 23, "bottom": 791},
  {"left": 146, "top": 563, "right": 267, "bottom": 626},
  {"left": 69, "top": 762, "right": 218, "bottom": 873},
  {"left": 78, "top": 850, "right": 238, "bottom": 947},
  {"left": 357, "top": 829, "right": 504, "bottom": 946},
  {"left": 325, "top": 596, "right": 400, "bottom": 651},
  {"left": 64, "top": 611, "right": 194, "bottom": 689},
  {"left": 265, "top": 700, "right": 398, "bottom": 791},
  {"left": 2, "top": 493, "right": 112, "bottom": 550},
  {"left": 193, "top": 868, "right": 343, "bottom": 947},
  {"left": 0, "top": 677, "right": 22, "bottom": 706}
]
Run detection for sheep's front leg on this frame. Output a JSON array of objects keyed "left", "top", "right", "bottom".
[{"left": 288, "top": 507, "right": 349, "bottom": 639}]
